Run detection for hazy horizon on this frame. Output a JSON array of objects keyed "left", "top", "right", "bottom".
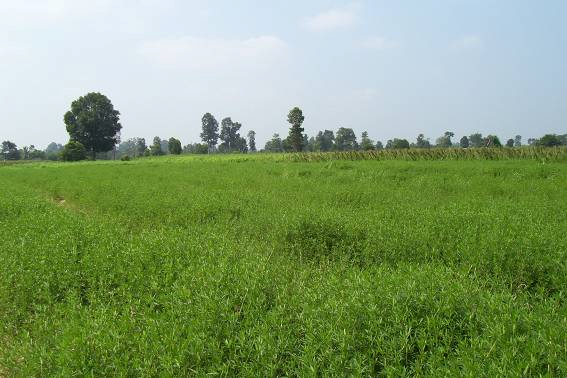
[{"left": 1, "top": 0, "right": 566, "bottom": 149}]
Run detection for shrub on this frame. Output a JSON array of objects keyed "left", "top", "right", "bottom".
[{"left": 61, "top": 141, "right": 87, "bottom": 161}]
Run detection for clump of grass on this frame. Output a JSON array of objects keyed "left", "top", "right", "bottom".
[{"left": 285, "top": 219, "right": 367, "bottom": 263}]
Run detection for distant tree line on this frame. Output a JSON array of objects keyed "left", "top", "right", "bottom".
[{"left": 2, "top": 93, "right": 566, "bottom": 161}]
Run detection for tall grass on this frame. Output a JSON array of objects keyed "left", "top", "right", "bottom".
[
  {"left": 1, "top": 158, "right": 566, "bottom": 375},
  {"left": 283, "top": 146, "right": 567, "bottom": 162}
]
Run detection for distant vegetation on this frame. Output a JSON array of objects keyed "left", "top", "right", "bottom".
[{"left": 1, "top": 91, "right": 565, "bottom": 161}]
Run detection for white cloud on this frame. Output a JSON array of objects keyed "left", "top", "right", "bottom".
[
  {"left": 138, "top": 35, "right": 289, "bottom": 71},
  {"left": 360, "top": 37, "right": 400, "bottom": 50},
  {"left": 451, "top": 35, "right": 484, "bottom": 50},
  {"left": 304, "top": 5, "right": 358, "bottom": 31}
]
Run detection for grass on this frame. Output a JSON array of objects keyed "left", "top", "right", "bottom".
[{"left": 1, "top": 155, "right": 566, "bottom": 376}]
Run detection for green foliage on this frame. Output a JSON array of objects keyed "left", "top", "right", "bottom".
[
  {"left": 335, "top": 127, "right": 358, "bottom": 151},
  {"left": 247, "top": 130, "right": 256, "bottom": 152},
  {"left": 506, "top": 138, "right": 514, "bottom": 147},
  {"left": 61, "top": 141, "right": 87, "bottom": 161},
  {"left": 314, "top": 130, "right": 335, "bottom": 152},
  {"left": 285, "top": 219, "right": 367, "bottom": 263},
  {"left": 64, "top": 92, "right": 122, "bottom": 159},
  {"left": 460, "top": 136, "right": 470, "bottom": 148},
  {"left": 416, "top": 134, "right": 431, "bottom": 149},
  {"left": 183, "top": 143, "right": 209, "bottom": 154},
  {"left": 360, "top": 131, "right": 375, "bottom": 151},
  {"left": 264, "top": 133, "right": 284, "bottom": 152},
  {"left": 220, "top": 118, "right": 243, "bottom": 153},
  {"left": 387, "top": 138, "right": 410, "bottom": 149},
  {"left": 436, "top": 131, "right": 454, "bottom": 148},
  {"left": 469, "top": 133, "right": 484, "bottom": 148},
  {"left": 168, "top": 137, "right": 182, "bottom": 155},
  {"left": 538, "top": 134, "right": 562, "bottom": 147},
  {"left": 200, "top": 113, "right": 219, "bottom": 152},
  {"left": 484, "top": 135, "right": 502, "bottom": 147},
  {"left": 1, "top": 140, "right": 19, "bottom": 160},
  {"left": 1, "top": 157, "right": 567, "bottom": 375},
  {"left": 150, "top": 137, "right": 164, "bottom": 156},
  {"left": 287, "top": 107, "right": 305, "bottom": 152}
]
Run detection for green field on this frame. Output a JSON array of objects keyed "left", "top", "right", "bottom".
[{"left": 1, "top": 155, "right": 566, "bottom": 376}]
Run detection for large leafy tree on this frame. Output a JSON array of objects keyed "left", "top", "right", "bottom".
[
  {"left": 314, "top": 130, "right": 335, "bottom": 152},
  {"left": 416, "top": 134, "right": 431, "bottom": 149},
  {"left": 483, "top": 135, "right": 502, "bottom": 147},
  {"left": 264, "top": 133, "right": 283, "bottom": 152},
  {"left": 469, "top": 133, "right": 484, "bottom": 148},
  {"left": 436, "top": 131, "right": 454, "bottom": 148},
  {"left": 1, "top": 141, "right": 19, "bottom": 160},
  {"left": 168, "top": 137, "right": 182, "bottom": 155},
  {"left": 387, "top": 138, "right": 410, "bottom": 149},
  {"left": 220, "top": 118, "right": 242, "bottom": 152},
  {"left": 64, "top": 92, "right": 122, "bottom": 160},
  {"left": 335, "top": 128, "right": 358, "bottom": 151},
  {"left": 460, "top": 136, "right": 470, "bottom": 148},
  {"left": 287, "top": 107, "right": 305, "bottom": 152},
  {"left": 537, "top": 134, "right": 562, "bottom": 147},
  {"left": 200, "top": 113, "right": 219, "bottom": 153},
  {"left": 150, "top": 137, "right": 164, "bottom": 156},
  {"left": 360, "top": 131, "right": 375, "bottom": 151}
]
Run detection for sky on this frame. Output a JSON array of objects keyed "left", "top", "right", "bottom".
[{"left": 0, "top": 0, "right": 566, "bottom": 149}]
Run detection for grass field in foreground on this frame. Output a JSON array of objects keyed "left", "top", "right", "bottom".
[{"left": 1, "top": 156, "right": 566, "bottom": 376}]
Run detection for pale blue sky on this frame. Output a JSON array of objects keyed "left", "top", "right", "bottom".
[{"left": 1, "top": 0, "right": 565, "bottom": 148}]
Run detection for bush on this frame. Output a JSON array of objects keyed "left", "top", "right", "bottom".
[
  {"left": 61, "top": 141, "right": 87, "bottom": 162},
  {"left": 121, "top": 155, "right": 131, "bottom": 161}
]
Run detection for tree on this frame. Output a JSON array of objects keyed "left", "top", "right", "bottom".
[
  {"left": 537, "top": 134, "right": 562, "bottom": 147},
  {"left": 233, "top": 137, "right": 248, "bottom": 153},
  {"left": 1, "top": 141, "right": 19, "bottom": 160},
  {"left": 247, "top": 130, "right": 257, "bottom": 152},
  {"left": 436, "top": 131, "right": 454, "bottom": 148},
  {"left": 64, "top": 92, "right": 122, "bottom": 160},
  {"left": 61, "top": 141, "right": 87, "bottom": 161},
  {"left": 389, "top": 138, "right": 410, "bottom": 149},
  {"left": 150, "top": 137, "right": 164, "bottom": 156},
  {"left": 264, "top": 134, "right": 283, "bottom": 152},
  {"left": 220, "top": 118, "right": 242, "bottom": 152},
  {"left": 460, "top": 136, "right": 470, "bottom": 148},
  {"left": 514, "top": 135, "right": 522, "bottom": 147},
  {"left": 360, "top": 131, "right": 375, "bottom": 151},
  {"left": 183, "top": 143, "right": 209, "bottom": 154},
  {"left": 200, "top": 113, "right": 219, "bottom": 153},
  {"left": 168, "top": 137, "right": 182, "bottom": 155},
  {"left": 416, "top": 134, "right": 431, "bottom": 149},
  {"left": 375, "top": 141, "right": 384, "bottom": 150},
  {"left": 335, "top": 128, "right": 358, "bottom": 151},
  {"left": 506, "top": 139, "right": 514, "bottom": 148},
  {"left": 483, "top": 135, "right": 502, "bottom": 147},
  {"left": 287, "top": 107, "right": 305, "bottom": 152},
  {"left": 469, "top": 133, "right": 484, "bottom": 148},
  {"left": 314, "top": 130, "right": 335, "bottom": 152}
]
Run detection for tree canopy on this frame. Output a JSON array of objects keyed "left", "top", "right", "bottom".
[
  {"left": 64, "top": 92, "right": 122, "bottom": 160},
  {"left": 287, "top": 107, "right": 305, "bottom": 152},
  {"left": 200, "top": 113, "right": 219, "bottom": 153}
]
